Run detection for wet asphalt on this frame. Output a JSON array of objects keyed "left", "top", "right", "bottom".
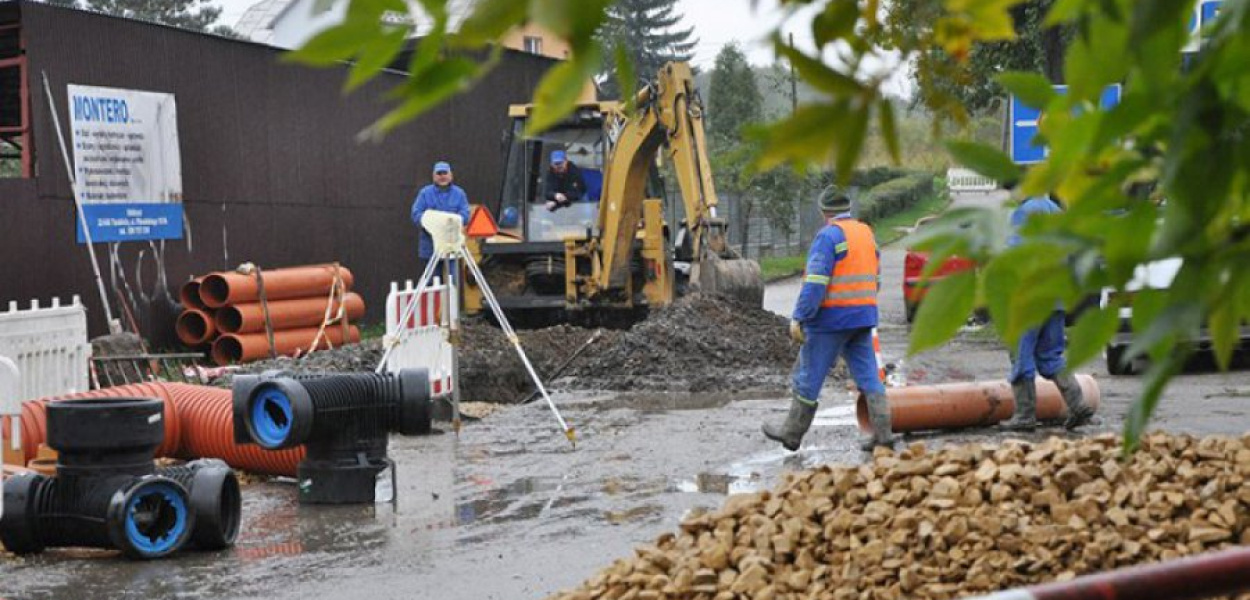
[{"left": 2, "top": 191, "right": 1247, "bottom": 600}]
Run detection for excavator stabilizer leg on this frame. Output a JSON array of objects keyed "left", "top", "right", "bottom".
[{"left": 695, "top": 254, "right": 764, "bottom": 307}]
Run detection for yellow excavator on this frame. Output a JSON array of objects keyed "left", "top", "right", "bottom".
[{"left": 464, "top": 62, "right": 763, "bottom": 324}]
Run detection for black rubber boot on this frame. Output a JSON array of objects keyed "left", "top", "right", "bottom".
[
  {"left": 999, "top": 378, "right": 1038, "bottom": 431},
  {"left": 859, "top": 392, "right": 897, "bottom": 451},
  {"left": 762, "top": 395, "right": 817, "bottom": 452},
  {"left": 1054, "top": 372, "right": 1095, "bottom": 430}
]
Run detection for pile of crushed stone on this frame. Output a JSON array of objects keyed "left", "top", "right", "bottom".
[
  {"left": 548, "top": 433, "right": 1250, "bottom": 600},
  {"left": 216, "top": 295, "right": 807, "bottom": 402}
]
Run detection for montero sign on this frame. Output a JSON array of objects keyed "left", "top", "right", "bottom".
[{"left": 68, "top": 84, "right": 184, "bottom": 243}]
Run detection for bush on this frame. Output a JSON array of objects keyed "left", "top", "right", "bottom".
[
  {"left": 855, "top": 173, "right": 935, "bottom": 224},
  {"left": 848, "top": 166, "right": 913, "bottom": 189}
]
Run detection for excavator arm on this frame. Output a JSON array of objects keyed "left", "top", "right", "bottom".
[{"left": 594, "top": 63, "right": 761, "bottom": 304}]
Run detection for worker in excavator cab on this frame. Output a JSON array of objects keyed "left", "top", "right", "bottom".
[
  {"left": 762, "top": 187, "right": 895, "bottom": 452},
  {"left": 543, "top": 150, "right": 587, "bottom": 212},
  {"left": 998, "top": 193, "right": 1096, "bottom": 432}
]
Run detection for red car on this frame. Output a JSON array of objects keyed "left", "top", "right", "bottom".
[{"left": 903, "top": 220, "right": 976, "bottom": 323}]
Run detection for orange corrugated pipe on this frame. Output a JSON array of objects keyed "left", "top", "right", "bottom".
[
  {"left": 199, "top": 264, "right": 355, "bottom": 308},
  {"left": 179, "top": 276, "right": 207, "bottom": 311},
  {"left": 176, "top": 308, "right": 218, "bottom": 346},
  {"left": 855, "top": 374, "right": 1100, "bottom": 433},
  {"left": 216, "top": 293, "right": 366, "bottom": 334},
  {"left": 211, "top": 326, "right": 361, "bottom": 366},
  {"left": 16, "top": 382, "right": 303, "bottom": 476}
]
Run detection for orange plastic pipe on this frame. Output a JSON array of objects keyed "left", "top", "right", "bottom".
[
  {"left": 211, "top": 326, "right": 361, "bottom": 366},
  {"left": 176, "top": 308, "right": 218, "bottom": 346},
  {"left": 179, "top": 277, "right": 207, "bottom": 310},
  {"left": 855, "top": 374, "right": 1101, "bottom": 433},
  {"left": 199, "top": 264, "right": 355, "bottom": 308},
  {"left": 215, "top": 293, "right": 366, "bottom": 334},
  {"left": 14, "top": 383, "right": 303, "bottom": 476}
]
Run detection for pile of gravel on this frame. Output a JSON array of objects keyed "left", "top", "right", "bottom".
[{"left": 548, "top": 433, "right": 1250, "bottom": 600}]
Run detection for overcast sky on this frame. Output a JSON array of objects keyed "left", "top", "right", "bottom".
[{"left": 208, "top": 0, "right": 908, "bottom": 95}]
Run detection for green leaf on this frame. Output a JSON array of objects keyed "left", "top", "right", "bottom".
[
  {"left": 878, "top": 99, "right": 901, "bottom": 165},
  {"left": 1044, "top": 0, "right": 1086, "bottom": 25},
  {"left": 1123, "top": 352, "right": 1183, "bottom": 455},
  {"left": 755, "top": 104, "right": 842, "bottom": 170},
  {"left": 364, "top": 58, "right": 481, "bottom": 138},
  {"left": 834, "top": 102, "right": 870, "bottom": 182},
  {"left": 773, "top": 41, "right": 861, "bottom": 95},
  {"left": 613, "top": 42, "right": 637, "bottom": 115},
  {"left": 345, "top": 27, "right": 409, "bottom": 92},
  {"left": 811, "top": 0, "right": 859, "bottom": 46},
  {"left": 525, "top": 46, "right": 602, "bottom": 135},
  {"left": 944, "top": 140, "right": 1021, "bottom": 184},
  {"left": 1066, "top": 303, "right": 1120, "bottom": 370},
  {"left": 995, "top": 71, "right": 1056, "bottom": 110},
  {"left": 909, "top": 270, "right": 976, "bottom": 356},
  {"left": 284, "top": 20, "right": 375, "bottom": 66},
  {"left": 1208, "top": 273, "right": 1245, "bottom": 369},
  {"left": 348, "top": 0, "right": 408, "bottom": 21}
]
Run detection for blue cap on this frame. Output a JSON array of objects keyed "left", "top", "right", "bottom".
[
  {"left": 433, "top": 161, "right": 451, "bottom": 174},
  {"left": 550, "top": 150, "right": 566, "bottom": 164}
]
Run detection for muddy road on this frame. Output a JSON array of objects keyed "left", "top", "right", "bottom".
[{"left": 3, "top": 191, "right": 1247, "bottom": 600}]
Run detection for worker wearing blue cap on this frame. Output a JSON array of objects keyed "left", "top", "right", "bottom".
[
  {"left": 543, "top": 149, "right": 587, "bottom": 212},
  {"left": 411, "top": 160, "right": 471, "bottom": 274}
]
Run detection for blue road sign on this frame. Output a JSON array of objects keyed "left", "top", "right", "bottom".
[{"left": 1009, "top": 84, "right": 1123, "bottom": 165}]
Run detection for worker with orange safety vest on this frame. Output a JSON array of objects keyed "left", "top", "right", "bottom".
[{"left": 763, "top": 188, "right": 896, "bottom": 452}]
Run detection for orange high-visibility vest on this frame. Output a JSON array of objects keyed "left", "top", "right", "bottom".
[{"left": 821, "top": 219, "right": 879, "bottom": 308}]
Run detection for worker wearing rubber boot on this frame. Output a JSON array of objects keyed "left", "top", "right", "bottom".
[
  {"left": 999, "top": 194, "right": 1096, "bottom": 431},
  {"left": 763, "top": 188, "right": 894, "bottom": 452}
]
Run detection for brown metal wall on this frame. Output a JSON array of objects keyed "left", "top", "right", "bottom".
[{"left": 2, "top": 1, "right": 552, "bottom": 341}]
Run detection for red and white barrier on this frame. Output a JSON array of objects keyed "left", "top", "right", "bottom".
[{"left": 384, "top": 279, "right": 455, "bottom": 396}]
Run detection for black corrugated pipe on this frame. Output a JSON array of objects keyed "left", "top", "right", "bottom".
[
  {"left": 0, "top": 398, "right": 241, "bottom": 559},
  {"left": 232, "top": 369, "right": 431, "bottom": 504}
]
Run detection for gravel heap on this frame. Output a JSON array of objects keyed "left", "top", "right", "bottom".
[{"left": 548, "top": 433, "right": 1250, "bottom": 600}]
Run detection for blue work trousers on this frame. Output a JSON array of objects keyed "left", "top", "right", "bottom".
[
  {"left": 1009, "top": 310, "right": 1067, "bottom": 382},
  {"left": 791, "top": 326, "right": 885, "bottom": 404}
]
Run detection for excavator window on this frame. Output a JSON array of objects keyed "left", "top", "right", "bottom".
[{"left": 497, "top": 114, "right": 609, "bottom": 243}]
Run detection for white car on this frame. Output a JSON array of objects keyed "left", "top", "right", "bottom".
[{"left": 1100, "top": 258, "right": 1250, "bottom": 374}]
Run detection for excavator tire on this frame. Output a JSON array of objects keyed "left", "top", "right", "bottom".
[{"left": 695, "top": 254, "right": 764, "bottom": 308}]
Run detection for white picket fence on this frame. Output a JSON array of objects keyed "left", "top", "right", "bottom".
[
  {"left": 946, "top": 167, "right": 999, "bottom": 193},
  {"left": 384, "top": 279, "right": 455, "bottom": 396},
  {"left": 0, "top": 297, "right": 91, "bottom": 403}
]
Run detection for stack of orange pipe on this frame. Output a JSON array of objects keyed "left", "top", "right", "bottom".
[
  {"left": 12, "top": 382, "right": 303, "bottom": 476},
  {"left": 174, "top": 264, "right": 365, "bottom": 365}
]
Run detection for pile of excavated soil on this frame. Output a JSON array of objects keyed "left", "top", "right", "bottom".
[
  {"left": 548, "top": 433, "right": 1250, "bottom": 600},
  {"left": 561, "top": 294, "right": 800, "bottom": 392},
  {"left": 218, "top": 295, "right": 806, "bottom": 402}
]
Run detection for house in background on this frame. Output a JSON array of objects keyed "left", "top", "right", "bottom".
[{"left": 236, "top": 0, "right": 570, "bottom": 59}]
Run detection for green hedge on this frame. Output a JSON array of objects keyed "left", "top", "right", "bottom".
[
  {"left": 856, "top": 173, "right": 935, "bottom": 224},
  {"left": 849, "top": 166, "right": 913, "bottom": 189}
]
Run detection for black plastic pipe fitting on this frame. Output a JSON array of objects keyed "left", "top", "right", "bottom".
[
  {"left": 232, "top": 368, "right": 431, "bottom": 504},
  {"left": 0, "top": 398, "right": 241, "bottom": 559}
]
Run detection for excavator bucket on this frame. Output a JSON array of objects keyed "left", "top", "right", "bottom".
[{"left": 695, "top": 253, "right": 764, "bottom": 307}]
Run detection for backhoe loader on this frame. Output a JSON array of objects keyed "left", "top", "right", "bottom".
[{"left": 464, "top": 62, "right": 763, "bottom": 324}]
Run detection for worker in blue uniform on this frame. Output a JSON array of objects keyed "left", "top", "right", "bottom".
[
  {"left": 999, "top": 194, "right": 1096, "bottom": 431},
  {"left": 762, "top": 188, "right": 895, "bottom": 452},
  {"left": 411, "top": 160, "right": 471, "bottom": 279}
]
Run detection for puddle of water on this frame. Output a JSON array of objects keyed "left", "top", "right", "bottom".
[
  {"left": 454, "top": 476, "right": 590, "bottom": 527},
  {"left": 812, "top": 403, "right": 858, "bottom": 427}
]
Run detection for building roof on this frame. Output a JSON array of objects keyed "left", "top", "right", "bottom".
[{"left": 233, "top": 0, "right": 293, "bottom": 43}]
